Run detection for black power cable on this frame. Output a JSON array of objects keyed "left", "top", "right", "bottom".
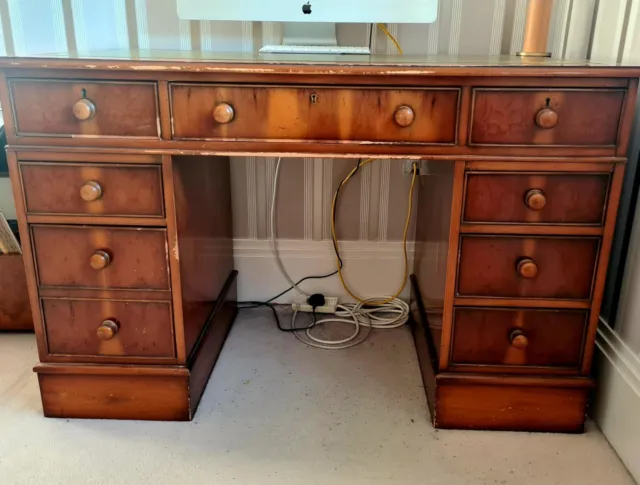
[{"left": 237, "top": 301, "right": 319, "bottom": 332}]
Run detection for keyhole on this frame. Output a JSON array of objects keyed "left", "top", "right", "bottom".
[
  {"left": 310, "top": 93, "right": 318, "bottom": 104},
  {"left": 81, "top": 88, "right": 87, "bottom": 99},
  {"left": 545, "top": 97, "right": 551, "bottom": 107}
]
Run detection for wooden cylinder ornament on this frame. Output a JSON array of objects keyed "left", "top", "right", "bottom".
[{"left": 517, "top": 0, "right": 554, "bottom": 57}]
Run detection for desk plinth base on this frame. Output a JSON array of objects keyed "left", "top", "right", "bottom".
[
  {"left": 410, "top": 275, "right": 592, "bottom": 433},
  {"left": 34, "top": 273, "right": 238, "bottom": 421}
]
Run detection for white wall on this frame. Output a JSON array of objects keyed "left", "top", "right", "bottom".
[{"left": 585, "top": 3, "right": 640, "bottom": 480}]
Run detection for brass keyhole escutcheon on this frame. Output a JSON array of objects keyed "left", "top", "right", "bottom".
[{"left": 310, "top": 93, "right": 318, "bottom": 104}]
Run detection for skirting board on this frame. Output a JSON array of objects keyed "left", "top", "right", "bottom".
[
  {"left": 591, "top": 318, "right": 640, "bottom": 482},
  {"left": 233, "top": 239, "right": 436, "bottom": 304}
]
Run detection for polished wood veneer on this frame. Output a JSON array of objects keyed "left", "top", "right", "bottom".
[
  {"left": 20, "top": 162, "right": 165, "bottom": 218},
  {"left": 170, "top": 83, "right": 460, "bottom": 143},
  {"left": 1, "top": 52, "right": 637, "bottom": 430}
]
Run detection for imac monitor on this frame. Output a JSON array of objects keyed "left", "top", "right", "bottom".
[{"left": 177, "top": 0, "right": 439, "bottom": 54}]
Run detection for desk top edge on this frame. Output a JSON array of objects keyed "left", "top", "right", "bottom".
[{"left": 1, "top": 51, "right": 639, "bottom": 77}]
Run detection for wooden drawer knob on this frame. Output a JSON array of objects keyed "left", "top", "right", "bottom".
[
  {"left": 525, "top": 189, "right": 546, "bottom": 211},
  {"left": 80, "top": 181, "right": 103, "bottom": 202},
  {"left": 213, "top": 103, "right": 235, "bottom": 124},
  {"left": 509, "top": 329, "right": 529, "bottom": 350},
  {"left": 90, "top": 250, "right": 111, "bottom": 270},
  {"left": 73, "top": 98, "right": 96, "bottom": 121},
  {"left": 394, "top": 105, "right": 415, "bottom": 127},
  {"left": 97, "top": 319, "right": 119, "bottom": 341},
  {"left": 517, "top": 258, "right": 538, "bottom": 279},
  {"left": 535, "top": 108, "right": 558, "bottom": 129}
]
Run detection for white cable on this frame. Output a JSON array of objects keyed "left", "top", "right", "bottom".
[
  {"left": 271, "top": 157, "right": 308, "bottom": 297},
  {"left": 291, "top": 297, "right": 410, "bottom": 350},
  {"left": 272, "top": 156, "right": 411, "bottom": 349}
]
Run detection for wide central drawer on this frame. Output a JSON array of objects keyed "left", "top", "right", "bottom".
[
  {"left": 31, "top": 225, "right": 170, "bottom": 290},
  {"left": 456, "top": 235, "right": 600, "bottom": 300},
  {"left": 170, "top": 83, "right": 460, "bottom": 143}
]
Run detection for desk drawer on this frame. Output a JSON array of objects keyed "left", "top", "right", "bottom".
[
  {"left": 32, "top": 225, "right": 170, "bottom": 290},
  {"left": 170, "top": 83, "right": 459, "bottom": 143},
  {"left": 470, "top": 88, "right": 625, "bottom": 147},
  {"left": 457, "top": 235, "right": 600, "bottom": 300},
  {"left": 463, "top": 172, "right": 611, "bottom": 225},
  {"left": 450, "top": 307, "right": 586, "bottom": 371},
  {"left": 20, "top": 162, "right": 165, "bottom": 218},
  {"left": 9, "top": 79, "right": 159, "bottom": 138},
  {"left": 43, "top": 298, "right": 175, "bottom": 359}
]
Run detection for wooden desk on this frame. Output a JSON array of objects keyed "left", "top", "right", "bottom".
[{"left": 1, "top": 52, "right": 638, "bottom": 431}]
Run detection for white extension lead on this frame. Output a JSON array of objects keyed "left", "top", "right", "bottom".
[
  {"left": 291, "top": 297, "right": 410, "bottom": 350},
  {"left": 271, "top": 157, "right": 411, "bottom": 350}
]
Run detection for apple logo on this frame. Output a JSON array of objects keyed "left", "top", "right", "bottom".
[{"left": 302, "top": 2, "right": 312, "bottom": 14}]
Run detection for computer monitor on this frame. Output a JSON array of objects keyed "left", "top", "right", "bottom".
[{"left": 177, "top": 0, "right": 438, "bottom": 54}]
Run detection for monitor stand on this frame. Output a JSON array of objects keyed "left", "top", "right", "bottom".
[{"left": 259, "top": 22, "right": 371, "bottom": 55}]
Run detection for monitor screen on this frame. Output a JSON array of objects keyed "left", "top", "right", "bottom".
[{"left": 177, "top": 0, "right": 438, "bottom": 24}]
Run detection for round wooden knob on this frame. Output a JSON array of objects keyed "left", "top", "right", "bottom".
[
  {"left": 89, "top": 250, "right": 111, "bottom": 270},
  {"left": 213, "top": 103, "right": 235, "bottom": 124},
  {"left": 525, "top": 189, "right": 546, "bottom": 211},
  {"left": 517, "top": 258, "right": 538, "bottom": 279},
  {"left": 97, "top": 319, "right": 119, "bottom": 341},
  {"left": 509, "top": 329, "right": 529, "bottom": 350},
  {"left": 80, "top": 181, "right": 102, "bottom": 202},
  {"left": 72, "top": 98, "right": 96, "bottom": 121},
  {"left": 394, "top": 105, "right": 415, "bottom": 127},
  {"left": 535, "top": 108, "right": 558, "bottom": 129}
]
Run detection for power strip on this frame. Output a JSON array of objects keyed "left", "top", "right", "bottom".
[{"left": 292, "top": 296, "right": 339, "bottom": 314}]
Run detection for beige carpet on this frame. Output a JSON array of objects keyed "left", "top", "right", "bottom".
[{"left": 0, "top": 308, "right": 634, "bottom": 485}]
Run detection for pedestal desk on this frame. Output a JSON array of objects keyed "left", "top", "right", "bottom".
[{"left": 1, "top": 52, "right": 637, "bottom": 432}]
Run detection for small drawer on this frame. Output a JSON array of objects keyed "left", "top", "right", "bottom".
[
  {"left": 31, "top": 225, "right": 170, "bottom": 290},
  {"left": 450, "top": 307, "right": 587, "bottom": 371},
  {"left": 20, "top": 162, "right": 165, "bottom": 218},
  {"left": 170, "top": 83, "right": 460, "bottom": 144},
  {"left": 43, "top": 298, "right": 175, "bottom": 359},
  {"left": 463, "top": 171, "right": 611, "bottom": 225},
  {"left": 457, "top": 235, "right": 600, "bottom": 300},
  {"left": 470, "top": 88, "right": 625, "bottom": 147},
  {"left": 9, "top": 79, "right": 159, "bottom": 138}
]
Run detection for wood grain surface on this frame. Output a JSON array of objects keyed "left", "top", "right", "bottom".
[
  {"left": 456, "top": 235, "right": 600, "bottom": 300},
  {"left": 31, "top": 225, "right": 170, "bottom": 290},
  {"left": 2, "top": 55, "right": 636, "bottom": 429},
  {"left": 0, "top": 254, "right": 32, "bottom": 330},
  {"left": 470, "top": 89, "right": 625, "bottom": 146},
  {"left": 450, "top": 307, "right": 587, "bottom": 370},
  {"left": 168, "top": 155, "right": 235, "bottom": 357},
  {"left": 435, "top": 380, "right": 589, "bottom": 432},
  {"left": 37, "top": 371, "right": 190, "bottom": 421},
  {"left": 463, "top": 172, "right": 611, "bottom": 225},
  {"left": 43, "top": 298, "right": 175, "bottom": 360},
  {"left": 9, "top": 79, "right": 160, "bottom": 138},
  {"left": 20, "top": 162, "right": 165, "bottom": 218},
  {"left": 170, "top": 84, "right": 459, "bottom": 144}
]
